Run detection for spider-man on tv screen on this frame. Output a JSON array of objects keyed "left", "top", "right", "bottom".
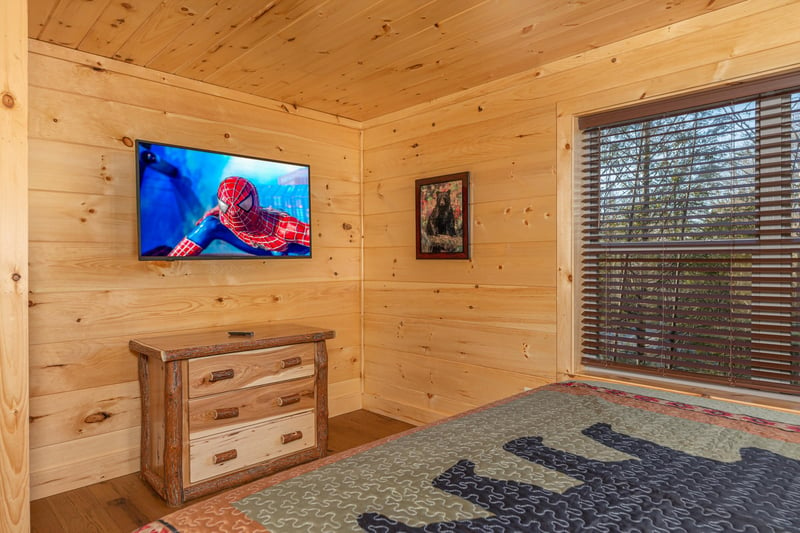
[{"left": 136, "top": 140, "right": 311, "bottom": 260}]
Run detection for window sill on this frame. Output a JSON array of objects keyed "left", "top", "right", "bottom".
[{"left": 566, "top": 369, "right": 800, "bottom": 415}]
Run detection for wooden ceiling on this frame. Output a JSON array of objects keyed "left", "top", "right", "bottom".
[{"left": 28, "top": 0, "right": 747, "bottom": 122}]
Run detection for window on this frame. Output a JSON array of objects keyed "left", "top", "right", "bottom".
[{"left": 579, "top": 74, "right": 800, "bottom": 396}]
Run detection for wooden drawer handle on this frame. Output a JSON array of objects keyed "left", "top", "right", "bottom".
[
  {"left": 213, "top": 449, "right": 238, "bottom": 464},
  {"left": 281, "top": 431, "right": 303, "bottom": 445},
  {"left": 280, "top": 357, "right": 302, "bottom": 369},
  {"left": 212, "top": 407, "right": 239, "bottom": 420},
  {"left": 276, "top": 394, "right": 300, "bottom": 407},
  {"left": 208, "top": 368, "right": 235, "bottom": 382}
]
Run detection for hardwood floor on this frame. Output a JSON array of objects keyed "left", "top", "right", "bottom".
[{"left": 31, "top": 410, "right": 414, "bottom": 533}]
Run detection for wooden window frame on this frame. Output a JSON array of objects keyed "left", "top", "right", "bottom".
[{"left": 556, "top": 71, "right": 800, "bottom": 401}]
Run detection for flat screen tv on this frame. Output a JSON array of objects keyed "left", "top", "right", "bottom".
[{"left": 136, "top": 140, "right": 311, "bottom": 260}]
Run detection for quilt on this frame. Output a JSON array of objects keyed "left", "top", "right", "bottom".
[{"left": 133, "top": 381, "right": 800, "bottom": 532}]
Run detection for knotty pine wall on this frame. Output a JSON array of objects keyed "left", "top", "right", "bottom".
[
  {"left": 27, "top": 42, "right": 362, "bottom": 500},
  {"left": 1, "top": 1, "right": 29, "bottom": 530},
  {"left": 360, "top": 0, "right": 800, "bottom": 426}
]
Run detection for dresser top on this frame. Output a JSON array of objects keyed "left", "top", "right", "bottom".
[{"left": 129, "top": 324, "right": 335, "bottom": 362}]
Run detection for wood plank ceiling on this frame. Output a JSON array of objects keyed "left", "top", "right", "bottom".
[{"left": 28, "top": 0, "right": 747, "bottom": 122}]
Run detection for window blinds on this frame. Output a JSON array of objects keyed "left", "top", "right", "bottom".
[{"left": 579, "top": 79, "right": 800, "bottom": 396}]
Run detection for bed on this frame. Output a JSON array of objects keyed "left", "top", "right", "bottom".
[{"left": 133, "top": 381, "right": 800, "bottom": 532}]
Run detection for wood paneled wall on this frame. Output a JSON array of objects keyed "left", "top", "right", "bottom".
[
  {"left": 1, "top": 1, "right": 30, "bottom": 530},
  {"left": 27, "top": 42, "right": 362, "bottom": 500},
  {"left": 361, "top": 0, "right": 800, "bottom": 426}
]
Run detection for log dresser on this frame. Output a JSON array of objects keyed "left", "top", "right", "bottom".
[{"left": 130, "top": 324, "right": 335, "bottom": 506}]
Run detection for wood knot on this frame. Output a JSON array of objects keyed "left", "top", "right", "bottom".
[
  {"left": 11, "top": 273, "right": 21, "bottom": 282},
  {"left": 121, "top": 137, "right": 134, "bottom": 147},
  {"left": 84, "top": 411, "right": 112, "bottom": 423},
  {"left": 2, "top": 93, "right": 15, "bottom": 109}
]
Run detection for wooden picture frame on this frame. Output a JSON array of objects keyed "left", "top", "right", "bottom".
[{"left": 415, "top": 172, "right": 470, "bottom": 259}]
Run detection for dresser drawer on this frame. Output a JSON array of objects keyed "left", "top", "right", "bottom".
[
  {"left": 189, "top": 410, "right": 316, "bottom": 483},
  {"left": 188, "top": 376, "right": 315, "bottom": 437},
  {"left": 187, "top": 343, "right": 315, "bottom": 398}
]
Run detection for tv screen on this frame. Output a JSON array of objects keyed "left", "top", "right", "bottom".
[{"left": 136, "top": 140, "right": 311, "bottom": 260}]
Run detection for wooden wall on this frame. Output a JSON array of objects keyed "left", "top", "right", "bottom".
[
  {"left": 1, "top": 1, "right": 30, "bottom": 530},
  {"left": 361, "top": 0, "right": 800, "bottom": 425},
  {"left": 27, "top": 42, "right": 363, "bottom": 500}
]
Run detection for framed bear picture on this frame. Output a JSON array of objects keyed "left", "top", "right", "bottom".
[{"left": 415, "top": 172, "right": 470, "bottom": 259}]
